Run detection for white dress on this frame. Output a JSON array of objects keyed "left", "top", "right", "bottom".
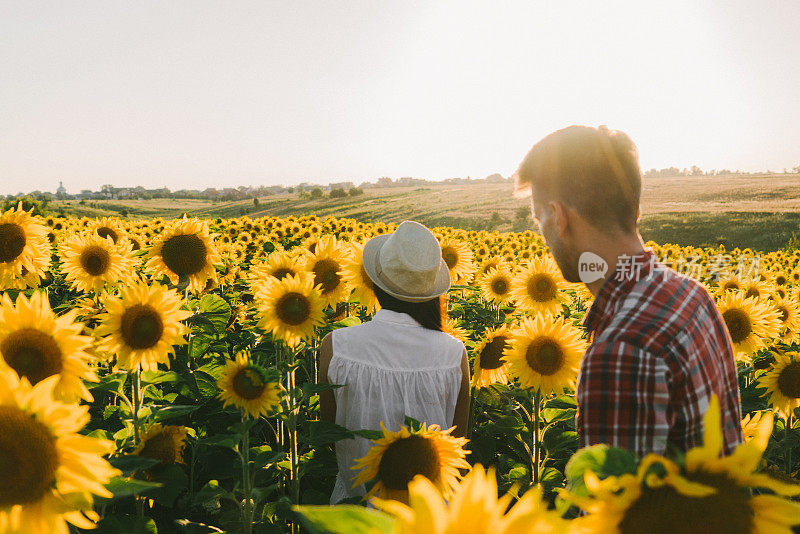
[{"left": 328, "top": 308, "right": 465, "bottom": 504}]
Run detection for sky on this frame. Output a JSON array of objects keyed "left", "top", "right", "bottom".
[{"left": 1, "top": 1, "right": 799, "bottom": 195}]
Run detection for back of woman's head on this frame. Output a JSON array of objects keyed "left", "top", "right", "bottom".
[{"left": 373, "top": 285, "right": 443, "bottom": 332}]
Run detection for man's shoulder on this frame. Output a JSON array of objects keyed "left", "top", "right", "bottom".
[{"left": 598, "top": 265, "right": 717, "bottom": 349}]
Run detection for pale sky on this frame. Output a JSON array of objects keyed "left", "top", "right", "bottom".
[{"left": 2, "top": 1, "right": 799, "bottom": 195}]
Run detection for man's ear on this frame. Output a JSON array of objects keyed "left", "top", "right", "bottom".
[{"left": 549, "top": 200, "right": 570, "bottom": 237}]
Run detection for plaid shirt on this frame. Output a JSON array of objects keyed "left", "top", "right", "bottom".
[{"left": 577, "top": 248, "right": 743, "bottom": 457}]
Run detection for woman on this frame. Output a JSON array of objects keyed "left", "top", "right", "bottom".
[{"left": 318, "top": 220, "right": 471, "bottom": 504}]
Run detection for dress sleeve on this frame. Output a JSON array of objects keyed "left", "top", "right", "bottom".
[{"left": 576, "top": 339, "right": 670, "bottom": 456}]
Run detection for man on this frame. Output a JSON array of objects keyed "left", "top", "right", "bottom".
[{"left": 513, "top": 125, "right": 742, "bottom": 457}]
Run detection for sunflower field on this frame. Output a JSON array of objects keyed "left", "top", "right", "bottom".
[{"left": 1, "top": 202, "right": 799, "bottom": 534}]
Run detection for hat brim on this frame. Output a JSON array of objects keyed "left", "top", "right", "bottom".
[{"left": 362, "top": 234, "right": 451, "bottom": 303}]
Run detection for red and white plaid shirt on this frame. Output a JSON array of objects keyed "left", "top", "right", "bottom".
[{"left": 577, "top": 248, "right": 743, "bottom": 457}]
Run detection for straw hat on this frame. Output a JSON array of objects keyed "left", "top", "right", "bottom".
[{"left": 362, "top": 220, "right": 451, "bottom": 303}]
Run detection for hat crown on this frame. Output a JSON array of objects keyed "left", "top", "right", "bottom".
[{"left": 378, "top": 221, "right": 441, "bottom": 296}]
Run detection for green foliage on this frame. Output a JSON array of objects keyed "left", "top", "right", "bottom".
[
  {"left": 294, "top": 505, "right": 395, "bottom": 534},
  {"left": 2, "top": 194, "right": 49, "bottom": 215}
]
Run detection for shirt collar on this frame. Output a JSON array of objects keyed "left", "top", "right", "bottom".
[
  {"left": 582, "top": 248, "right": 658, "bottom": 335},
  {"left": 372, "top": 308, "right": 422, "bottom": 327}
]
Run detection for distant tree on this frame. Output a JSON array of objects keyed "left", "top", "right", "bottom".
[
  {"left": 329, "top": 188, "right": 347, "bottom": 199},
  {"left": 120, "top": 209, "right": 129, "bottom": 218},
  {"left": 348, "top": 187, "right": 364, "bottom": 197},
  {"left": 287, "top": 187, "right": 295, "bottom": 194},
  {"left": 310, "top": 187, "right": 323, "bottom": 199},
  {"left": 1, "top": 195, "right": 48, "bottom": 216},
  {"left": 515, "top": 206, "right": 530, "bottom": 221},
  {"left": 253, "top": 197, "right": 260, "bottom": 208}
]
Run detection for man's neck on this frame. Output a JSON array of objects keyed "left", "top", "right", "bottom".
[{"left": 585, "top": 233, "right": 646, "bottom": 296}]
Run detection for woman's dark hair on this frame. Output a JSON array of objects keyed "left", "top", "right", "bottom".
[{"left": 373, "top": 285, "right": 443, "bottom": 332}]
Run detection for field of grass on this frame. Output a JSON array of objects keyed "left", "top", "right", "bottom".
[{"left": 50, "top": 173, "right": 800, "bottom": 251}]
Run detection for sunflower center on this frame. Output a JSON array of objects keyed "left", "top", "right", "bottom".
[
  {"left": 80, "top": 245, "right": 111, "bottom": 276},
  {"left": 723, "top": 281, "right": 739, "bottom": 291},
  {"left": 97, "top": 226, "right": 118, "bottom": 243},
  {"left": 0, "top": 406, "right": 59, "bottom": 507},
  {"left": 138, "top": 429, "right": 181, "bottom": 465},
  {"left": 619, "top": 471, "right": 752, "bottom": 534},
  {"left": 777, "top": 306, "right": 789, "bottom": 323},
  {"left": 722, "top": 309, "right": 752, "bottom": 344},
  {"left": 120, "top": 304, "right": 164, "bottom": 349},
  {"left": 160, "top": 233, "right": 208, "bottom": 277},
  {"left": 776, "top": 275, "right": 787, "bottom": 286},
  {"left": 271, "top": 267, "right": 295, "bottom": 281},
  {"left": 276, "top": 292, "right": 311, "bottom": 326},
  {"left": 442, "top": 248, "right": 458, "bottom": 269},
  {"left": 0, "top": 222, "right": 26, "bottom": 263},
  {"left": 312, "top": 259, "right": 341, "bottom": 294},
  {"left": 377, "top": 435, "right": 441, "bottom": 490},
  {"left": 777, "top": 361, "right": 800, "bottom": 399},
  {"left": 527, "top": 274, "right": 557, "bottom": 302},
  {"left": 491, "top": 277, "right": 509, "bottom": 295},
  {"left": 525, "top": 338, "right": 563, "bottom": 376},
  {"left": 232, "top": 367, "right": 267, "bottom": 400},
  {"left": 1, "top": 328, "right": 63, "bottom": 385},
  {"left": 479, "top": 335, "right": 508, "bottom": 370},
  {"left": 745, "top": 288, "right": 760, "bottom": 299}
]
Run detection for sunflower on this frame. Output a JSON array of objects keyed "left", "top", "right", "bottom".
[
  {"left": 94, "top": 282, "right": 192, "bottom": 372},
  {"left": 303, "top": 235, "right": 349, "bottom": 308},
  {"left": 715, "top": 273, "right": 744, "bottom": 295},
  {"left": 510, "top": 255, "right": 568, "bottom": 315},
  {"left": 340, "top": 241, "right": 380, "bottom": 313},
  {"left": 742, "top": 279, "right": 776, "bottom": 301},
  {"left": 471, "top": 326, "right": 511, "bottom": 388},
  {"left": 438, "top": 238, "right": 475, "bottom": 285},
  {"left": 145, "top": 217, "right": 222, "bottom": 293},
  {"left": 716, "top": 292, "right": 782, "bottom": 361},
  {"left": 561, "top": 396, "right": 800, "bottom": 534},
  {"left": 372, "top": 464, "right": 568, "bottom": 534},
  {"left": 0, "top": 370, "right": 120, "bottom": 534},
  {"left": 502, "top": 314, "right": 587, "bottom": 394},
  {"left": 0, "top": 291, "right": 97, "bottom": 402},
  {"left": 254, "top": 273, "right": 326, "bottom": 348},
  {"left": 250, "top": 250, "right": 307, "bottom": 286},
  {"left": 442, "top": 316, "right": 468, "bottom": 343},
  {"left": 351, "top": 422, "right": 470, "bottom": 503},
  {"left": 771, "top": 295, "right": 800, "bottom": 344},
  {"left": 59, "top": 233, "right": 137, "bottom": 293},
  {"left": 133, "top": 423, "right": 189, "bottom": 466},
  {"left": 479, "top": 266, "right": 514, "bottom": 306},
  {"left": 741, "top": 411, "right": 769, "bottom": 442},
  {"left": 0, "top": 203, "right": 50, "bottom": 290},
  {"left": 217, "top": 353, "right": 282, "bottom": 418},
  {"left": 89, "top": 216, "right": 125, "bottom": 244},
  {"left": 758, "top": 351, "right": 800, "bottom": 418}
]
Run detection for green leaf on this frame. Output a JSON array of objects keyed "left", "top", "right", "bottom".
[
  {"left": 193, "top": 479, "right": 236, "bottom": 506},
  {"left": 141, "top": 370, "right": 182, "bottom": 385},
  {"left": 95, "top": 516, "right": 158, "bottom": 534},
  {"left": 565, "top": 444, "right": 637, "bottom": 498},
  {"left": 152, "top": 404, "right": 199, "bottom": 422},
  {"left": 199, "top": 433, "right": 240, "bottom": 449},
  {"left": 307, "top": 420, "right": 354, "bottom": 445},
  {"left": 294, "top": 505, "right": 395, "bottom": 534},
  {"left": 192, "top": 294, "right": 232, "bottom": 333},
  {"left": 108, "top": 455, "right": 161, "bottom": 476},
  {"left": 145, "top": 464, "right": 189, "bottom": 507},
  {"left": 403, "top": 416, "right": 424, "bottom": 432},
  {"left": 102, "top": 476, "right": 163, "bottom": 501}
]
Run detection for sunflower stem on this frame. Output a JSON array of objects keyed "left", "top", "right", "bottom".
[
  {"left": 532, "top": 389, "right": 541, "bottom": 486},
  {"left": 786, "top": 413, "right": 794, "bottom": 475},
  {"left": 241, "top": 415, "right": 254, "bottom": 534},
  {"left": 467, "top": 386, "right": 477, "bottom": 439},
  {"left": 130, "top": 369, "right": 142, "bottom": 446}
]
